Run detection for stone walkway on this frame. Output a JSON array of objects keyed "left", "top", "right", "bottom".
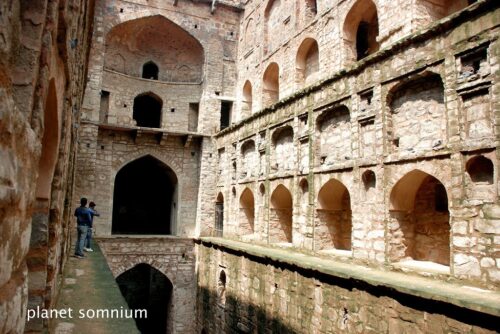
[{"left": 51, "top": 242, "right": 139, "bottom": 334}]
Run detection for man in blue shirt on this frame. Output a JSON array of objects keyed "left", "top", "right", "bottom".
[
  {"left": 74, "top": 198, "right": 92, "bottom": 258},
  {"left": 84, "top": 201, "right": 100, "bottom": 252}
]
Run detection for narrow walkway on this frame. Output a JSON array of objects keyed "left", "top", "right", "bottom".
[{"left": 51, "top": 241, "right": 139, "bottom": 334}]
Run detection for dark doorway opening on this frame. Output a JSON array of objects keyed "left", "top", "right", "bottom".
[
  {"left": 117, "top": 264, "right": 172, "bottom": 333},
  {"left": 142, "top": 61, "right": 159, "bottom": 80},
  {"left": 220, "top": 101, "right": 232, "bottom": 130},
  {"left": 133, "top": 93, "right": 162, "bottom": 128},
  {"left": 112, "top": 155, "right": 177, "bottom": 234}
]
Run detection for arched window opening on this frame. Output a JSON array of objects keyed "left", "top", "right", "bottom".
[
  {"left": 112, "top": 155, "right": 177, "bottom": 235},
  {"left": 270, "top": 185, "right": 293, "bottom": 243},
  {"left": 259, "top": 183, "right": 266, "bottom": 196},
  {"left": 466, "top": 156, "right": 494, "bottom": 184},
  {"left": 142, "top": 61, "right": 159, "bottom": 80},
  {"left": 215, "top": 192, "right": 224, "bottom": 237},
  {"left": 217, "top": 270, "right": 227, "bottom": 306},
  {"left": 316, "top": 179, "right": 352, "bottom": 251},
  {"left": 242, "top": 80, "right": 253, "bottom": 118},
  {"left": 296, "top": 38, "right": 319, "bottom": 87},
  {"left": 343, "top": 0, "right": 379, "bottom": 62},
  {"left": 239, "top": 188, "right": 255, "bottom": 235},
  {"left": 133, "top": 93, "right": 162, "bottom": 128},
  {"left": 299, "top": 178, "right": 309, "bottom": 194},
  {"left": 389, "top": 170, "right": 450, "bottom": 266},
  {"left": 117, "top": 264, "right": 173, "bottom": 333},
  {"left": 263, "top": 63, "right": 279, "bottom": 108}
]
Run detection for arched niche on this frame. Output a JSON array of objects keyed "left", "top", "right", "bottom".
[
  {"left": 316, "top": 179, "right": 352, "bottom": 250},
  {"left": 262, "top": 62, "right": 279, "bottom": 108},
  {"left": 133, "top": 92, "right": 162, "bottom": 128},
  {"left": 104, "top": 15, "right": 204, "bottom": 82},
  {"left": 296, "top": 38, "right": 319, "bottom": 87},
  {"left": 242, "top": 80, "right": 253, "bottom": 118},
  {"left": 112, "top": 155, "right": 178, "bottom": 235},
  {"left": 215, "top": 192, "right": 224, "bottom": 237},
  {"left": 270, "top": 184, "right": 293, "bottom": 243},
  {"left": 316, "top": 105, "right": 351, "bottom": 164},
  {"left": 239, "top": 188, "right": 255, "bottom": 235},
  {"left": 241, "top": 140, "right": 256, "bottom": 178},
  {"left": 387, "top": 73, "right": 445, "bottom": 152},
  {"left": 271, "top": 126, "right": 294, "bottom": 172},
  {"left": 343, "top": 0, "right": 379, "bottom": 62},
  {"left": 389, "top": 170, "right": 450, "bottom": 266},
  {"left": 466, "top": 155, "right": 493, "bottom": 184}
]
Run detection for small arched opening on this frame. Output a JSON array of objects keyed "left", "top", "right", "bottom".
[
  {"left": 262, "top": 62, "right": 279, "bottom": 108},
  {"left": 215, "top": 192, "right": 224, "bottom": 237},
  {"left": 316, "top": 179, "right": 352, "bottom": 251},
  {"left": 142, "top": 61, "right": 159, "bottom": 80},
  {"left": 116, "top": 264, "right": 173, "bottom": 333},
  {"left": 133, "top": 93, "right": 162, "bottom": 128},
  {"left": 466, "top": 156, "right": 493, "bottom": 184},
  {"left": 270, "top": 185, "right": 293, "bottom": 243},
  {"left": 217, "top": 270, "right": 227, "bottom": 306},
  {"left": 389, "top": 170, "right": 450, "bottom": 266},
  {"left": 112, "top": 155, "right": 177, "bottom": 235},
  {"left": 343, "top": 0, "right": 379, "bottom": 62},
  {"left": 296, "top": 38, "right": 319, "bottom": 87}
]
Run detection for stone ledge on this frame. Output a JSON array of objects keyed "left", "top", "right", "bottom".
[{"left": 197, "top": 237, "right": 500, "bottom": 317}]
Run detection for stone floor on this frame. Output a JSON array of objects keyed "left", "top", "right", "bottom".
[{"left": 51, "top": 241, "right": 139, "bottom": 334}]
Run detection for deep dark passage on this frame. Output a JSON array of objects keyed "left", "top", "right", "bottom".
[
  {"left": 133, "top": 94, "right": 162, "bottom": 128},
  {"left": 112, "top": 155, "right": 176, "bottom": 234},
  {"left": 142, "top": 61, "right": 159, "bottom": 80},
  {"left": 116, "top": 264, "right": 172, "bottom": 334}
]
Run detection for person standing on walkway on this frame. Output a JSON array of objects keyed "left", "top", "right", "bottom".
[
  {"left": 74, "top": 198, "right": 92, "bottom": 258},
  {"left": 84, "top": 201, "right": 100, "bottom": 252}
]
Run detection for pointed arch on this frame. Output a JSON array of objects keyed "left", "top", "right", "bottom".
[
  {"left": 343, "top": 0, "right": 379, "bottom": 62},
  {"left": 112, "top": 155, "right": 178, "bottom": 235}
]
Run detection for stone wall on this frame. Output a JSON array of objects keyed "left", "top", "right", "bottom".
[
  {"left": 0, "top": 0, "right": 95, "bottom": 333},
  {"left": 99, "top": 237, "right": 196, "bottom": 334},
  {"left": 212, "top": 1, "right": 500, "bottom": 288},
  {"left": 196, "top": 241, "right": 499, "bottom": 334}
]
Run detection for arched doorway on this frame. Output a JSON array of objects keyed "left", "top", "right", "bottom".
[
  {"left": 116, "top": 264, "right": 173, "bottom": 333},
  {"left": 133, "top": 93, "right": 162, "bottom": 128},
  {"left": 112, "top": 155, "right": 177, "bottom": 235},
  {"left": 296, "top": 38, "right": 319, "bottom": 87},
  {"left": 316, "top": 179, "right": 352, "bottom": 251},
  {"left": 389, "top": 170, "right": 450, "bottom": 265}
]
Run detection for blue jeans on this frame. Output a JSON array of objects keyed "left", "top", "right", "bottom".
[
  {"left": 75, "top": 225, "right": 88, "bottom": 256},
  {"left": 85, "top": 227, "right": 93, "bottom": 248}
]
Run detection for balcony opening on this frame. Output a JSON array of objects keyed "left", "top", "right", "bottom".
[{"left": 133, "top": 93, "right": 162, "bottom": 128}]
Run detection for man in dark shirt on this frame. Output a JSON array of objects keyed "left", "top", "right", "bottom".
[
  {"left": 84, "top": 201, "right": 100, "bottom": 252},
  {"left": 74, "top": 197, "right": 92, "bottom": 258}
]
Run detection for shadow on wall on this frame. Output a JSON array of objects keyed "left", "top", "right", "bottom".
[{"left": 196, "top": 254, "right": 500, "bottom": 333}]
